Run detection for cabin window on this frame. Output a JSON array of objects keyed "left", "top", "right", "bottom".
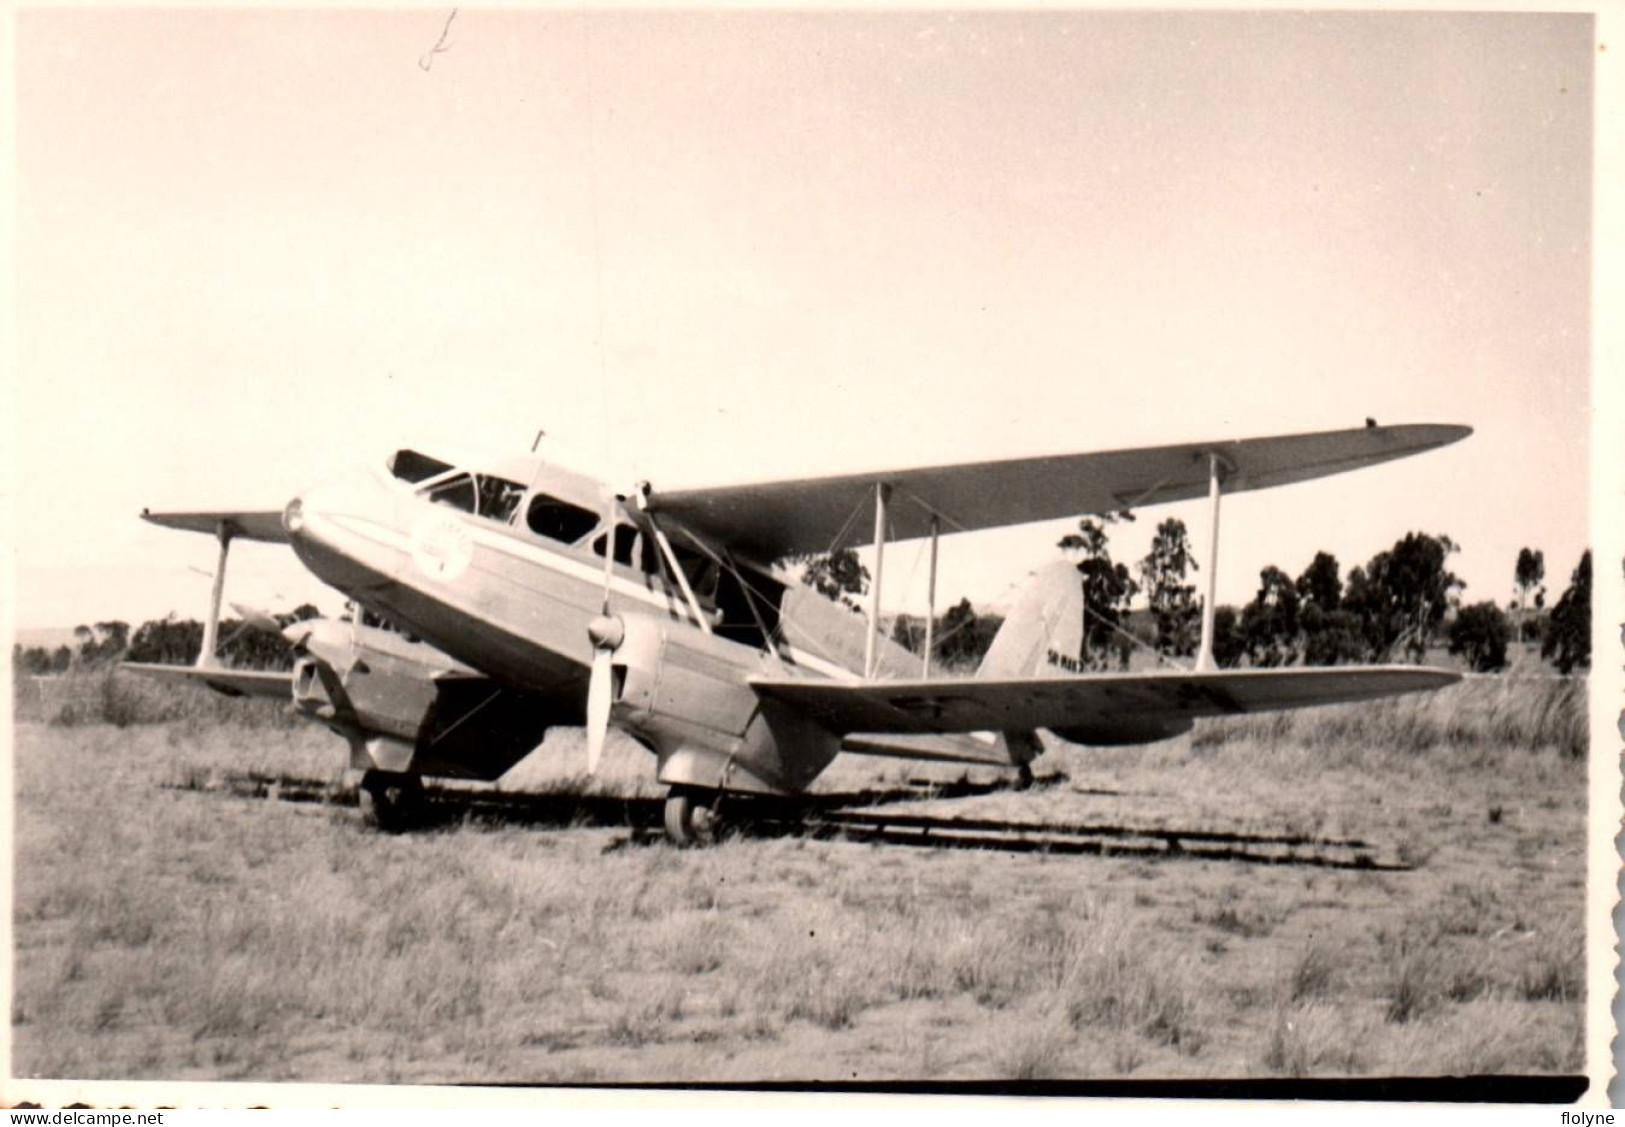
[
  {"left": 389, "top": 449, "right": 455, "bottom": 484},
  {"left": 424, "top": 472, "right": 477, "bottom": 512},
  {"left": 477, "top": 476, "right": 527, "bottom": 524},
  {"left": 591, "top": 524, "right": 644, "bottom": 568},
  {"left": 527, "top": 494, "right": 600, "bottom": 544}
]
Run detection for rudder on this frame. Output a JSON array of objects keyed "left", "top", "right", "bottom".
[{"left": 977, "top": 561, "right": 1085, "bottom": 680}]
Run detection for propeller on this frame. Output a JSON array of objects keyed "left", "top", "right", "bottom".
[
  {"left": 230, "top": 602, "right": 284, "bottom": 635},
  {"left": 584, "top": 489, "right": 624, "bottom": 774}
]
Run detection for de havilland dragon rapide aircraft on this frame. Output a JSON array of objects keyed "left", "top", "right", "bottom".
[{"left": 126, "top": 423, "right": 1469, "bottom": 844}]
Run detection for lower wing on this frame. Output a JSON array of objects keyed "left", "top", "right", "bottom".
[
  {"left": 121, "top": 662, "right": 294, "bottom": 699},
  {"left": 752, "top": 666, "right": 1459, "bottom": 741}
]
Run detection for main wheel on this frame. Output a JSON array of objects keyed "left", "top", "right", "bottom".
[
  {"left": 663, "top": 787, "right": 720, "bottom": 847},
  {"left": 359, "top": 770, "right": 427, "bottom": 832}
]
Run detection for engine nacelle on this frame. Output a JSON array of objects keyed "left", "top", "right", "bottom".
[
  {"left": 610, "top": 613, "right": 841, "bottom": 796},
  {"left": 290, "top": 618, "right": 566, "bottom": 780}
]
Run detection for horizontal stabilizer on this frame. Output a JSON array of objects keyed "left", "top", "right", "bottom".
[
  {"left": 753, "top": 666, "right": 1460, "bottom": 741},
  {"left": 840, "top": 731, "right": 1010, "bottom": 767},
  {"left": 141, "top": 509, "right": 289, "bottom": 544},
  {"left": 120, "top": 662, "right": 293, "bottom": 699}
]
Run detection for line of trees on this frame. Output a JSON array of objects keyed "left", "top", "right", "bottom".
[
  {"left": 13, "top": 606, "right": 321, "bottom": 676},
  {"left": 1066, "top": 521, "right": 1593, "bottom": 674},
  {"left": 878, "top": 523, "right": 1594, "bottom": 676}
]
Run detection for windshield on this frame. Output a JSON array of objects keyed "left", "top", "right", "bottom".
[{"left": 417, "top": 469, "right": 528, "bottom": 524}]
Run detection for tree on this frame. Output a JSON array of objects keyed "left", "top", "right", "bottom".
[
  {"left": 1541, "top": 549, "right": 1591, "bottom": 674},
  {"left": 1512, "top": 547, "right": 1546, "bottom": 644},
  {"left": 1296, "top": 551, "right": 1343, "bottom": 612},
  {"left": 1210, "top": 605, "right": 1247, "bottom": 668},
  {"left": 934, "top": 598, "right": 985, "bottom": 666},
  {"left": 1059, "top": 518, "right": 1138, "bottom": 669},
  {"left": 1343, "top": 533, "right": 1464, "bottom": 661},
  {"left": 1448, "top": 601, "right": 1510, "bottom": 672},
  {"left": 1298, "top": 607, "right": 1365, "bottom": 665},
  {"left": 1240, "top": 565, "right": 1301, "bottom": 667},
  {"left": 1294, "top": 551, "right": 1365, "bottom": 665},
  {"left": 128, "top": 616, "right": 203, "bottom": 666},
  {"left": 1138, "top": 518, "right": 1200, "bottom": 658},
  {"left": 788, "top": 548, "right": 870, "bottom": 612}
]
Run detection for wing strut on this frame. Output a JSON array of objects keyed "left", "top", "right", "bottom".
[
  {"left": 922, "top": 514, "right": 939, "bottom": 676},
  {"left": 633, "top": 485, "right": 713, "bottom": 635},
  {"left": 863, "top": 483, "right": 891, "bottom": 679},
  {"left": 198, "top": 522, "right": 234, "bottom": 670},
  {"left": 1195, "top": 451, "right": 1231, "bottom": 671}
]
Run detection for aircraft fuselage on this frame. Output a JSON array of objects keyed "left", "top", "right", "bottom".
[{"left": 284, "top": 461, "right": 844, "bottom": 795}]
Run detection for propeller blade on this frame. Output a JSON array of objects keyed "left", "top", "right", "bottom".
[
  {"left": 584, "top": 489, "right": 625, "bottom": 775},
  {"left": 230, "top": 602, "right": 283, "bottom": 634},
  {"left": 586, "top": 644, "right": 613, "bottom": 775},
  {"left": 599, "top": 489, "right": 617, "bottom": 616}
]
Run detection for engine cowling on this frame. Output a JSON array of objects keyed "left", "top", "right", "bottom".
[{"left": 610, "top": 613, "right": 841, "bottom": 795}]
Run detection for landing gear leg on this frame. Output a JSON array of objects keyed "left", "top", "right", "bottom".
[
  {"left": 358, "top": 769, "right": 427, "bottom": 832},
  {"left": 1015, "top": 764, "right": 1035, "bottom": 791},
  {"left": 663, "top": 786, "right": 721, "bottom": 847}
]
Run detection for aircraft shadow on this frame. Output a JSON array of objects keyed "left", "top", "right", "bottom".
[{"left": 178, "top": 770, "right": 1403, "bottom": 870}]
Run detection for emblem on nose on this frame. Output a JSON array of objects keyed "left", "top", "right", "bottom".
[{"left": 411, "top": 511, "right": 474, "bottom": 581}]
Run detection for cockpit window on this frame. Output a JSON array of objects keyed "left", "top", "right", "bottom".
[
  {"left": 418, "top": 470, "right": 529, "bottom": 525},
  {"left": 424, "top": 472, "right": 476, "bottom": 512},
  {"left": 477, "top": 476, "right": 526, "bottom": 524},
  {"left": 527, "top": 493, "right": 600, "bottom": 544},
  {"left": 389, "top": 449, "right": 455, "bottom": 484}
]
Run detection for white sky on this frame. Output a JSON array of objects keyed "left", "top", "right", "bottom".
[{"left": 11, "top": 10, "right": 1595, "bottom": 630}]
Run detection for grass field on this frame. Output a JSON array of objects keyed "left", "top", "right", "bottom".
[{"left": 10, "top": 671, "right": 1588, "bottom": 1084}]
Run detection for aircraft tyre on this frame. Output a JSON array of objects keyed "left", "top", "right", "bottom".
[
  {"left": 1015, "top": 764, "right": 1035, "bottom": 790},
  {"left": 359, "top": 770, "right": 427, "bottom": 832},
  {"left": 663, "top": 787, "right": 720, "bottom": 847}
]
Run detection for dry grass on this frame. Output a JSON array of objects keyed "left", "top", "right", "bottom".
[
  {"left": 1190, "top": 676, "right": 1587, "bottom": 762},
  {"left": 14, "top": 666, "right": 298, "bottom": 730},
  {"left": 10, "top": 670, "right": 1589, "bottom": 1083}
]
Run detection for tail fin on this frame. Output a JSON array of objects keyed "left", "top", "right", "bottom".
[{"left": 977, "top": 561, "right": 1085, "bottom": 680}]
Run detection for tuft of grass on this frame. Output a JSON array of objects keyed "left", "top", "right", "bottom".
[
  {"left": 1060, "top": 915, "right": 1204, "bottom": 1053},
  {"left": 1195, "top": 903, "right": 1276, "bottom": 939},
  {"left": 1381, "top": 937, "right": 1443, "bottom": 1024},
  {"left": 1288, "top": 943, "right": 1338, "bottom": 1001},
  {"left": 604, "top": 986, "right": 686, "bottom": 1046},
  {"left": 1516, "top": 933, "right": 1584, "bottom": 1003},
  {"left": 1262, "top": 1001, "right": 1367, "bottom": 1076},
  {"left": 991, "top": 1009, "right": 1071, "bottom": 1080}
]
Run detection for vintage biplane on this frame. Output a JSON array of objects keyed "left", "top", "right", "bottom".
[{"left": 127, "top": 423, "right": 1468, "bottom": 843}]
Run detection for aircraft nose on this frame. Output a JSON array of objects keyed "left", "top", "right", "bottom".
[{"left": 284, "top": 471, "right": 402, "bottom": 594}]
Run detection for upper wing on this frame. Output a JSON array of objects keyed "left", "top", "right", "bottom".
[
  {"left": 141, "top": 509, "right": 289, "bottom": 544},
  {"left": 121, "top": 662, "right": 293, "bottom": 699},
  {"left": 649, "top": 423, "right": 1469, "bottom": 561},
  {"left": 751, "top": 666, "right": 1460, "bottom": 739}
]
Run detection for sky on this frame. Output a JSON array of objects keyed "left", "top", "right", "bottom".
[{"left": 10, "top": 9, "right": 1598, "bottom": 632}]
